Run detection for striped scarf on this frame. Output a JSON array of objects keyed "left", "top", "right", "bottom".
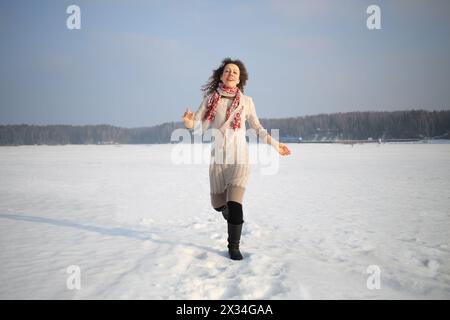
[{"left": 204, "top": 83, "right": 242, "bottom": 130}]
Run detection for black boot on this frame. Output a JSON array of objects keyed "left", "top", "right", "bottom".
[
  {"left": 227, "top": 222, "right": 243, "bottom": 260},
  {"left": 213, "top": 205, "right": 229, "bottom": 221},
  {"left": 221, "top": 205, "right": 229, "bottom": 221}
]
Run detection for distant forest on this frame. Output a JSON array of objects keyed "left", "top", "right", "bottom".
[{"left": 1, "top": 110, "right": 449, "bottom": 145}]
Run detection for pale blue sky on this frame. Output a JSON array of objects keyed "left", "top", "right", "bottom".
[{"left": 1, "top": 0, "right": 449, "bottom": 127}]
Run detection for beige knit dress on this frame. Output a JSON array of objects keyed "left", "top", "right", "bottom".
[{"left": 192, "top": 92, "right": 279, "bottom": 209}]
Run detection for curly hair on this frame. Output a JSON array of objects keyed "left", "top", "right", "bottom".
[{"left": 201, "top": 57, "right": 249, "bottom": 97}]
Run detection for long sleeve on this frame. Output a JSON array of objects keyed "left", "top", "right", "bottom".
[
  {"left": 247, "top": 97, "right": 279, "bottom": 149},
  {"left": 194, "top": 96, "right": 208, "bottom": 122},
  {"left": 191, "top": 96, "right": 209, "bottom": 134}
]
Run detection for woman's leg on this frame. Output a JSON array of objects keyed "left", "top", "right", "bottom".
[
  {"left": 226, "top": 201, "right": 243, "bottom": 224},
  {"left": 227, "top": 186, "right": 245, "bottom": 205},
  {"left": 213, "top": 205, "right": 226, "bottom": 212},
  {"left": 211, "top": 191, "right": 227, "bottom": 209},
  {"left": 211, "top": 186, "right": 245, "bottom": 214},
  {"left": 226, "top": 200, "right": 244, "bottom": 260},
  {"left": 215, "top": 205, "right": 229, "bottom": 221}
]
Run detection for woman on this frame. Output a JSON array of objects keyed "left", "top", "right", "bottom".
[{"left": 182, "top": 58, "right": 291, "bottom": 260}]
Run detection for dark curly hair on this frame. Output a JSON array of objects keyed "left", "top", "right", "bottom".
[{"left": 201, "top": 57, "right": 249, "bottom": 98}]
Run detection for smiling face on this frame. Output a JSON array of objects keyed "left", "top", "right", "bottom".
[{"left": 220, "top": 63, "right": 240, "bottom": 88}]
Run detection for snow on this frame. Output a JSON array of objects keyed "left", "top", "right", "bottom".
[{"left": 0, "top": 143, "right": 449, "bottom": 299}]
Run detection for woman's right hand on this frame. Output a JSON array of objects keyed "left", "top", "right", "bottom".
[
  {"left": 182, "top": 108, "right": 194, "bottom": 129},
  {"left": 182, "top": 108, "right": 194, "bottom": 121}
]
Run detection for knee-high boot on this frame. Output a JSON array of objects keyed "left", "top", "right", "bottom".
[
  {"left": 221, "top": 205, "right": 229, "bottom": 221},
  {"left": 227, "top": 222, "right": 243, "bottom": 260},
  {"left": 213, "top": 205, "right": 229, "bottom": 221}
]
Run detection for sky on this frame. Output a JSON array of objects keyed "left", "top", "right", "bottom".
[{"left": 0, "top": 0, "right": 449, "bottom": 127}]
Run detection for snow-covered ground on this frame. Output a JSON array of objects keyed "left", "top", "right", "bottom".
[{"left": 0, "top": 143, "right": 449, "bottom": 299}]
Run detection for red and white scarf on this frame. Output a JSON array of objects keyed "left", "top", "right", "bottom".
[{"left": 204, "top": 83, "right": 242, "bottom": 130}]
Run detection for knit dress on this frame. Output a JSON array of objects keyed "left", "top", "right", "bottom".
[{"left": 192, "top": 91, "right": 279, "bottom": 209}]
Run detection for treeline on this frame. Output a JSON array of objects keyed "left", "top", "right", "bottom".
[
  {"left": 261, "top": 110, "right": 450, "bottom": 141},
  {"left": 0, "top": 123, "right": 179, "bottom": 145},
  {"left": 0, "top": 110, "right": 449, "bottom": 145}
]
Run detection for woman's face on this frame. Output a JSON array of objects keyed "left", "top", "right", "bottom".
[{"left": 220, "top": 63, "right": 240, "bottom": 88}]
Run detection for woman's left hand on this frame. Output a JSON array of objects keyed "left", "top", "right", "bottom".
[{"left": 278, "top": 143, "right": 291, "bottom": 156}]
